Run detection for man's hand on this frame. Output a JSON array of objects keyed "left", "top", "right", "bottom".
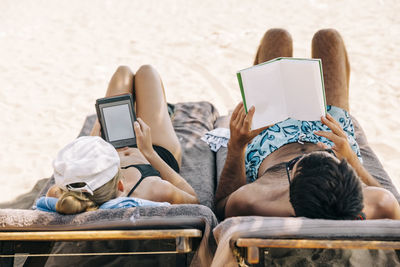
[
  {"left": 229, "top": 102, "right": 270, "bottom": 150},
  {"left": 315, "top": 113, "right": 358, "bottom": 165},
  {"left": 134, "top": 118, "right": 155, "bottom": 158},
  {"left": 316, "top": 113, "right": 381, "bottom": 187}
]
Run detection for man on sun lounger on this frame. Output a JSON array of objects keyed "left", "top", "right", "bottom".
[{"left": 215, "top": 29, "right": 400, "bottom": 220}]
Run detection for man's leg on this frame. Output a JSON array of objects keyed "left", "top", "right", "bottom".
[
  {"left": 312, "top": 29, "right": 350, "bottom": 111},
  {"left": 90, "top": 66, "right": 134, "bottom": 136},
  {"left": 253, "top": 28, "right": 293, "bottom": 65}
]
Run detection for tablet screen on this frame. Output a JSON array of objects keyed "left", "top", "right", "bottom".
[{"left": 102, "top": 104, "right": 135, "bottom": 142}]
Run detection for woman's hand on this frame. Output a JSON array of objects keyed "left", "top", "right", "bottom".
[
  {"left": 134, "top": 118, "right": 155, "bottom": 158},
  {"left": 314, "top": 113, "right": 357, "bottom": 164},
  {"left": 228, "top": 102, "right": 270, "bottom": 150}
]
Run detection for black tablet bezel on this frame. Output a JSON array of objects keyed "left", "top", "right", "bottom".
[{"left": 95, "top": 94, "right": 137, "bottom": 148}]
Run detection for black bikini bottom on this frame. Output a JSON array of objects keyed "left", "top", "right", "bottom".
[{"left": 130, "top": 144, "right": 180, "bottom": 173}]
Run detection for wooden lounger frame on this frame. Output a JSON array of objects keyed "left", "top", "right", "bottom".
[
  {"left": 235, "top": 238, "right": 400, "bottom": 266},
  {"left": 0, "top": 229, "right": 202, "bottom": 266}
]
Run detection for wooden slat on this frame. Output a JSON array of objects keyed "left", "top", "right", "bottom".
[
  {"left": 0, "top": 229, "right": 202, "bottom": 241},
  {"left": 246, "top": 246, "right": 259, "bottom": 264},
  {"left": 236, "top": 238, "right": 400, "bottom": 250},
  {"left": 0, "top": 251, "right": 179, "bottom": 258}
]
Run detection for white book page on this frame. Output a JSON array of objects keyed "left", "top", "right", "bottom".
[
  {"left": 280, "top": 59, "right": 326, "bottom": 121},
  {"left": 240, "top": 62, "right": 287, "bottom": 129}
]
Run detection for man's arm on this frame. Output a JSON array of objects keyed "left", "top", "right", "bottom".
[
  {"left": 215, "top": 103, "right": 269, "bottom": 218},
  {"left": 346, "top": 154, "right": 381, "bottom": 187},
  {"left": 215, "top": 142, "right": 247, "bottom": 218},
  {"left": 317, "top": 114, "right": 400, "bottom": 219},
  {"left": 315, "top": 114, "right": 381, "bottom": 187}
]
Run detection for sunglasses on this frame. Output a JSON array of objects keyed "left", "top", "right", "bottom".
[{"left": 286, "top": 149, "right": 336, "bottom": 185}]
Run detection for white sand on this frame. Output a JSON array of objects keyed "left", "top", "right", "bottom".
[{"left": 0, "top": 0, "right": 399, "bottom": 203}]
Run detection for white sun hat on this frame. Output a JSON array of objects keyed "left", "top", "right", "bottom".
[{"left": 53, "top": 136, "right": 120, "bottom": 195}]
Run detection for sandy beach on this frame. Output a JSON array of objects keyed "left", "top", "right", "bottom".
[{"left": 0, "top": 0, "right": 399, "bottom": 203}]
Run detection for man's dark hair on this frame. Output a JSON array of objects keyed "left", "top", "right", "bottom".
[{"left": 289, "top": 153, "right": 363, "bottom": 220}]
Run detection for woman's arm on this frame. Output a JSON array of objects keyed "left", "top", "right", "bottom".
[
  {"left": 134, "top": 118, "right": 198, "bottom": 204},
  {"left": 143, "top": 149, "right": 198, "bottom": 204},
  {"left": 315, "top": 114, "right": 381, "bottom": 187}
]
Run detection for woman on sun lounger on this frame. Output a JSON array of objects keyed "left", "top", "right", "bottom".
[{"left": 47, "top": 65, "right": 199, "bottom": 214}]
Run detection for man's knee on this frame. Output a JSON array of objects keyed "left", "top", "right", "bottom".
[
  {"left": 256, "top": 28, "right": 293, "bottom": 63},
  {"left": 312, "top": 29, "right": 343, "bottom": 47},
  {"left": 262, "top": 28, "right": 292, "bottom": 44}
]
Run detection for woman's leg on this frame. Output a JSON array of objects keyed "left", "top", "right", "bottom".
[
  {"left": 104, "top": 66, "right": 135, "bottom": 97},
  {"left": 312, "top": 29, "right": 350, "bottom": 111},
  {"left": 90, "top": 66, "right": 135, "bottom": 136},
  {"left": 254, "top": 28, "right": 293, "bottom": 65},
  {"left": 134, "top": 65, "right": 182, "bottom": 165}
]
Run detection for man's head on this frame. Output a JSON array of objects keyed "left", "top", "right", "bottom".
[{"left": 289, "top": 151, "right": 364, "bottom": 220}]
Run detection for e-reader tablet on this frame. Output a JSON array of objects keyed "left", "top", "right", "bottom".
[{"left": 95, "top": 94, "right": 137, "bottom": 148}]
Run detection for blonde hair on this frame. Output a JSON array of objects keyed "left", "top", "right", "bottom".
[{"left": 56, "top": 170, "right": 122, "bottom": 215}]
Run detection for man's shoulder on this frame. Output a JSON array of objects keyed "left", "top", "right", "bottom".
[{"left": 363, "top": 186, "right": 399, "bottom": 219}]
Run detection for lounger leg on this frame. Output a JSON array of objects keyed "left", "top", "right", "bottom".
[
  {"left": 247, "top": 246, "right": 260, "bottom": 265},
  {"left": 174, "top": 237, "right": 193, "bottom": 266},
  {"left": 175, "top": 237, "right": 191, "bottom": 253},
  {"left": 20, "top": 242, "right": 54, "bottom": 267},
  {"left": 176, "top": 253, "right": 188, "bottom": 267},
  {"left": 0, "top": 241, "right": 14, "bottom": 267}
]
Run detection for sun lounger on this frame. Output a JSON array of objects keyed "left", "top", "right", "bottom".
[
  {"left": 212, "top": 116, "right": 400, "bottom": 266},
  {"left": 213, "top": 216, "right": 400, "bottom": 266},
  {"left": 0, "top": 207, "right": 213, "bottom": 267},
  {"left": 0, "top": 102, "right": 219, "bottom": 267},
  {"left": 3, "top": 101, "right": 399, "bottom": 266}
]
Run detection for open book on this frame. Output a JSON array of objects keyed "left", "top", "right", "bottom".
[{"left": 237, "top": 57, "right": 327, "bottom": 129}]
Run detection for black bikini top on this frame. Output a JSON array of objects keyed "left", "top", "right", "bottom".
[{"left": 121, "top": 164, "right": 161, "bottom": 196}]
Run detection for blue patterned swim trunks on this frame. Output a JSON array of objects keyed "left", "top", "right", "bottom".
[{"left": 245, "top": 106, "right": 362, "bottom": 183}]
